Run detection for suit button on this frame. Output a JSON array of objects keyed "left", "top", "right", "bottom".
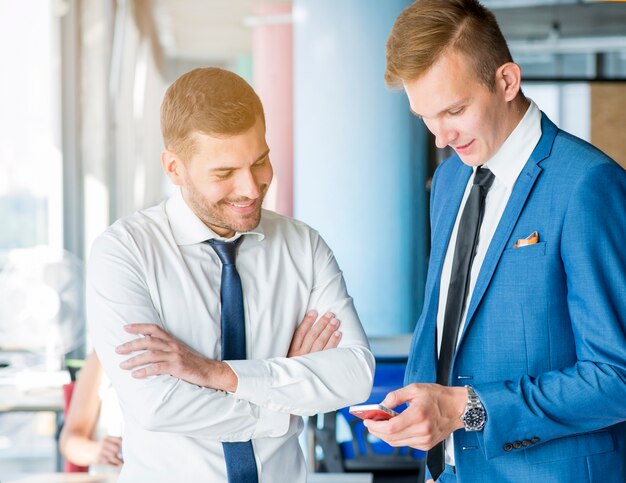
[
  {"left": 531, "top": 437, "right": 540, "bottom": 444},
  {"left": 503, "top": 443, "right": 513, "bottom": 452},
  {"left": 522, "top": 440, "right": 531, "bottom": 447},
  {"left": 513, "top": 441, "right": 522, "bottom": 449}
]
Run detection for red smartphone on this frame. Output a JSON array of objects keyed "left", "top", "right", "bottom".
[{"left": 348, "top": 404, "right": 398, "bottom": 421}]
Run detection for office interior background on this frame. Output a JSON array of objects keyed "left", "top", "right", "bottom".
[{"left": 1, "top": 0, "right": 625, "bottom": 480}]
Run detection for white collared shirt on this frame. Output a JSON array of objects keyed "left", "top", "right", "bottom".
[
  {"left": 437, "top": 100, "right": 542, "bottom": 465},
  {"left": 87, "top": 189, "right": 374, "bottom": 482}
]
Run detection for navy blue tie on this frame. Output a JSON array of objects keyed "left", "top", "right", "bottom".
[{"left": 208, "top": 237, "right": 258, "bottom": 483}]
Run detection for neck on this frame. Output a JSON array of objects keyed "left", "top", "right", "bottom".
[{"left": 503, "top": 95, "right": 530, "bottom": 141}]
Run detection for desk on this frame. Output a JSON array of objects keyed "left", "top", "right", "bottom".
[
  {"left": 7, "top": 474, "right": 117, "bottom": 483},
  {"left": 309, "top": 474, "right": 373, "bottom": 483},
  {"left": 0, "top": 384, "right": 64, "bottom": 413},
  {"left": 7, "top": 473, "right": 370, "bottom": 483},
  {"left": 0, "top": 367, "right": 69, "bottom": 471}
]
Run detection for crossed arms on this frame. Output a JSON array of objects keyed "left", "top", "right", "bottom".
[{"left": 87, "top": 229, "right": 374, "bottom": 441}]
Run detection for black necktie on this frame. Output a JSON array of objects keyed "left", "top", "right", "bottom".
[
  {"left": 208, "top": 237, "right": 258, "bottom": 483},
  {"left": 428, "top": 166, "right": 495, "bottom": 481}
]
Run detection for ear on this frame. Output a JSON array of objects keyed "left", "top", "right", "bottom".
[
  {"left": 161, "top": 149, "right": 185, "bottom": 186},
  {"left": 497, "top": 62, "right": 522, "bottom": 102}
]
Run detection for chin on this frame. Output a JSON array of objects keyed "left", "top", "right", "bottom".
[
  {"left": 459, "top": 157, "right": 483, "bottom": 167},
  {"left": 463, "top": 147, "right": 491, "bottom": 166},
  {"left": 229, "top": 213, "right": 263, "bottom": 233}
]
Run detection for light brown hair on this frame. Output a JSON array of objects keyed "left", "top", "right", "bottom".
[
  {"left": 160, "top": 67, "right": 265, "bottom": 161},
  {"left": 385, "top": 0, "right": 513, "bottom": 90}
]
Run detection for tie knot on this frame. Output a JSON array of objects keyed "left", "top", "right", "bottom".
[
  {"left": 473, "top": 166, "right": 495, "bottom": 190},
  {"left": 207, "top": 237, "right": 243, "bottom": 265}
]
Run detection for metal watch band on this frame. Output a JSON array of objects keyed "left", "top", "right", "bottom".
[{"left": 461, "top": 385, "right": 486, "bottom": 431}]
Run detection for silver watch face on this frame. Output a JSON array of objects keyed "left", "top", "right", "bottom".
[{"left": 463, "top": 407, "right": 486, "bottom": 430}]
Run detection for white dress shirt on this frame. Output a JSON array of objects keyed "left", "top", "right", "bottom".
[
  {"left": 437, "top": 100, "right": 542, "bottom": 465},
  {"left": 87, "top": 189, "right": 375, "bottom": 482}
]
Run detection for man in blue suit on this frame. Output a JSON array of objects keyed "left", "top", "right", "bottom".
[{"left": 365, "top": 1, "right": 626, "bottom": 482}]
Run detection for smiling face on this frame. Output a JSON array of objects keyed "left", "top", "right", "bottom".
[
  {"left": 162, "top": 116, "right": 273, "bottom": 238},
  {"left": 404, "top": 50, "right": 525, "bottom": 167}
]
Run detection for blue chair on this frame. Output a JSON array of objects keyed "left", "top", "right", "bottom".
[
  {"left": 310, "top": 351, "right": 425, "bottom": 479},
  {"left": 338, "top": 357, "right": 425, "bottom": 472}
]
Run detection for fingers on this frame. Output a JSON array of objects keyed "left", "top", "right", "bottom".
[
  {"left": 365, "top": 422, "right": 428, "bottom": 449},
  {"left": 363, "top": 416, "right": 395, "bottom": 435},
  {"left": 299, "top": 312, "right": 335, "bottom": 354},
  {"left": 126, "top": 363, "right": 166, "bottom": 379},
  {"left": 381, "top": 384, "right": 419, "bottom": 409},
  {"left": 364, "top": 405, "right": 417, "bottom": 436},
  {"left": 119, "top": 349, "right": 187, "bottom": 378},
  {"left": 99, "top": 437, "right": 124, "bottom": 466},
  {"left": 310, "top": 317, "right": 341, "bottom": 352},
  {"left": 120, "top": 350, "right": 169, "bottom": 371},
  {"left": 116, "top": 334, "right": 171, "bottom": 355},
  {"left": 289, "top": 310, "right": 318, "bottom": 351},
  {"left": 288, "top": 311, "right": 342, "bottom": 357},
  {"left": 364, "top": 400, "right": 443, "bottom": 451},
  {"left": 323, "top": 330, "right": 342, "bottom": 350},
  {"left": 123, "top": 323, "right": 166, "bottom": 336}
]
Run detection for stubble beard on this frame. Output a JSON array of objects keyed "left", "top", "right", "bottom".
[{"left": 186, "top": 184, "right": 266, "bottom": 235}]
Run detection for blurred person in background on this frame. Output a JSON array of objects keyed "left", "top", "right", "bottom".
[{"left": 60, "top": 352, "right": 123, "bottom": 474}]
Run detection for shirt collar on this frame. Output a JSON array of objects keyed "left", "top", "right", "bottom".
[
  {"left": 483, "top": 99, "right": 542, "bottom": 190},
  {"left": 166, "top": 188, "right": 265, "bottom": 246}
]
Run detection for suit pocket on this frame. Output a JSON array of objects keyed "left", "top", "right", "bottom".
[
  {"left": 525, "top": 430, "right": 614, "bottom": 465},
  {"left": 502, "top": 241, "right": 547, "bottom": 258}
]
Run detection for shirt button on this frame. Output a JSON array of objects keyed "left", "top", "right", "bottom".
[
  {"left": 503, "top": 443, "right": 513, "bottom": 452},
  {"left": 513, "top": 441, "right": 522, "bottom": 449},
  {"left": 531, "top": 437, "right": 540, "bottom": 444},
  {"left": 522, "top": 440, "right": 531, "bottom": 447}
]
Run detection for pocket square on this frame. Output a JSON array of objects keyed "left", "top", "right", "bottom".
[{"left": 514, "top": 231, "right": 539, "bottom": 248}]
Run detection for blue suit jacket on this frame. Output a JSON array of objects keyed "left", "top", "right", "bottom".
[{"left": 406, "top": 114, "right": 626, "bottom": 482}]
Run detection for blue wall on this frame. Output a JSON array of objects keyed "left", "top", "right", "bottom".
[{"left": 293, "top": 0, "right": 429, "bottom": 336}]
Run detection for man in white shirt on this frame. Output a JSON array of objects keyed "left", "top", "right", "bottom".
[{"left": 87, "top": 67, "right": 375, "bottom": 482}]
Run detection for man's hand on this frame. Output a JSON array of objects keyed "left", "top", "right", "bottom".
[
  {"left": 116, "top": 324, "right": 238, "bottom": 392},
  {"left": 363, "top": 383, "right": 467, "bottom": 451},
  {"left": 288, "top": 310, "right": 342, "bottom": 357},
  {"left": 96, "top": 436, "right": 123, "bottom": 467},
  {"left": 117, "top": 311, "right": 341, "bottom": 392}
]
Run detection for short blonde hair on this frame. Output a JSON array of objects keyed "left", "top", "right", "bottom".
[
  {"left": 160, "top": 67, "right": 265, "bottom": 161},
  {"left": 385, "top": 0, "right": 513, "bottom": 90}
]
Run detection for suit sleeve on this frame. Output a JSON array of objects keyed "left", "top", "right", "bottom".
[
  {"left": 87, "top": 230, "right": 290, "bottom": 441},
  {"left": 475, "top": 161, "right": 626, "bottom": 459},
  {"left": 226, "top": 232, "right": 375, "bottom": 415}
]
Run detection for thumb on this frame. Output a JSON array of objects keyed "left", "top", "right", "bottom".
[{"left": 381, "top": 384, "right": 418, "bottom": 409}]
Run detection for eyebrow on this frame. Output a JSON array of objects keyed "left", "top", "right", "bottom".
[
  {"left": 210, "top": 148, "right": 270, "bottom": 172},
  {"left": 411, "top": 99, "right": 469, "bottom": 119}
]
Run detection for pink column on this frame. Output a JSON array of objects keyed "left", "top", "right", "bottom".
[{"left": 253, "top": 4, "right": 293, "bottom": 217}]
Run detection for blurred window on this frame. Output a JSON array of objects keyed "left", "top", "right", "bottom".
[
  {"left": 0, "top": 1, "right": 64, "bottom": 478},
  {"left": 0, "top": 0, "right": 63, "bottom": 269}
]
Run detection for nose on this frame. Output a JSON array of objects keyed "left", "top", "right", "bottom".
[
  {"left": 428, "top": 119, "right": 457, "bottom": 149},
  {"left": 235, "top": 169, "right": 261, "bottom": 200}
]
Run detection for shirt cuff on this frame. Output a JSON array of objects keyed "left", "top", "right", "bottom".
[
  {"left": 224, "top": 360, "right": 290, "bottom": 439},
  {"left": 225, "top": 359, "right": 272, "bottom": 404}
]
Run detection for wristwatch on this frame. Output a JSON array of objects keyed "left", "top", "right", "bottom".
[{"left": 461, "top": 385, "right": 486, "bottom": 431}]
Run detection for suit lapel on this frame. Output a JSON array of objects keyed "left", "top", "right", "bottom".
[
  {"left": 426, "top": 162, "right": 472, "bottom": 315},
  {"left": 458, "top": 114, "right": 558, "bottom": 346}
]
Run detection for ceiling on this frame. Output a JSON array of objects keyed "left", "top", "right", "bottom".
[
  {"left": 152, "top": 0, "right": 291, "bottom": 64},
  {"left": 149, "top": 0, "right": 626, "bottom": 64},
  {"left": 493, "top": 2, "right": 626, "bottom": 41}
]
